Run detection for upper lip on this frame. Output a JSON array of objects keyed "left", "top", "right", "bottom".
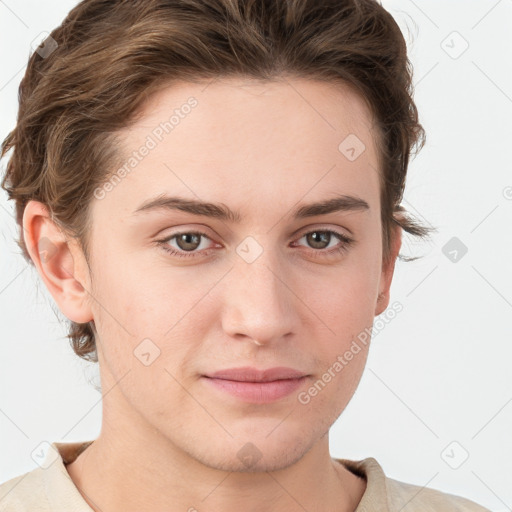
[{"left": 204, "top": 366, "right": 307, "bottom": 382}]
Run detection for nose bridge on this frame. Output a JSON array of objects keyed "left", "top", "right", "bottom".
[
  {"left": 235, "top": 246, "right": 289, "bottom": 315},
  {"left": 221, "top": 236, "right": 296, "bottom": 342}
]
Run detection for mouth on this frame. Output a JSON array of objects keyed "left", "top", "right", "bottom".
[{"left": 201, "top": 366, "right": 309, "bottom": 403}]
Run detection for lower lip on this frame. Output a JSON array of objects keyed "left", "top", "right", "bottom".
[{"left": 202, "top": 376, "right": 307, "bottom": 403}]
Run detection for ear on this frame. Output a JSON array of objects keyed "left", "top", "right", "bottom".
[
  {"left": 22, "top": 200, "right": 93, "bottom": 324},
  {"left": 374, "top": 223, "right": 402, "bottom": 316}
]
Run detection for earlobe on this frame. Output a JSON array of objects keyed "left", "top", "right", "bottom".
[
  {"left": 374, "top": 291, "right": 389, "bottom": 317},
  {"left": 22, "top": 200, "right": 93, "bottom": 324}
]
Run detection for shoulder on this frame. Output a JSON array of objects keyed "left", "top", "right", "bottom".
[
  {"left": 0, "top": 440, "right": 95, "bottom": 512},
  {"left": 0, "top": 467, "right": 49, "bottom": 511},
  {"left": 335, "top": 456, "right": 491, "bottom": 512},
  {"left": 384, "top": 474, "right": 491, "bottom": 511}
]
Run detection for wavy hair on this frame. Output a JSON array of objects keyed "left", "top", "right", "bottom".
[{"left": 1, "top": 0, "right": 435, "bottom": 362}]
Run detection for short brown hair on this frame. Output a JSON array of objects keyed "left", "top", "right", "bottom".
[{"left": 1, "top": 0, "right": 435, "bottom": 362}]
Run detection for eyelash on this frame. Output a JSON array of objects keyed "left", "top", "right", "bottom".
[{"left": 156, "top": 229, "right": 354, "bottom": 259}]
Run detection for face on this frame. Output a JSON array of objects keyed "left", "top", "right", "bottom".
[{"left": 37, "top": 77, "right": 400, "bottom": 472}]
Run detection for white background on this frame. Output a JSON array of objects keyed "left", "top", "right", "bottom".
[{"left": 1, "top": 1, "right": 511, "bottom": 510}]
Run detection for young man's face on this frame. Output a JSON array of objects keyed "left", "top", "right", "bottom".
[{"left": 55, "top": 77, "right": 399, "bottom": 471}]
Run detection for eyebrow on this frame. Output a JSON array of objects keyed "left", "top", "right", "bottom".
[{"left": 132, "top": 193, "right": 370, "bottom": 222}]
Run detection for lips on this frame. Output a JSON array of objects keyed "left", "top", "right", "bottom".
[
  {"left": 201, "top": 366, "right": 309, "bottom": 403},
  {"left": 204, "top": 366, "right": 307, "bottom": 382}
]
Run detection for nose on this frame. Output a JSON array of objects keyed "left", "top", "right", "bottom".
[{"left": 220, "top": 245, "right": 297, "bottom": 347}]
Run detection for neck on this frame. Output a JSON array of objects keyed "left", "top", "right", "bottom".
[{"left": 66, "top": 425, "right": 365, "bottom": 512}]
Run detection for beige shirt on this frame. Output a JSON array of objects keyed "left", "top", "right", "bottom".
[{"left": 0, "top": 440, "right": 490, "bottom": 511}]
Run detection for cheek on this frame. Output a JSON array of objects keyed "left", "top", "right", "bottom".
[
  {"left": 90, "top": 259, "right": 218, "bottom": 379},
  {"left": 301, "top": 254, "right": 378, "bottom": 387},
  {"left": 296, "top": 344, "right": 369, "bottom": 431},
  {"left": 91, "top": 248, "right": 193, "bottom": 333},
  {"left": 313, "top": 264, "right": 379, "bottom": 336}
]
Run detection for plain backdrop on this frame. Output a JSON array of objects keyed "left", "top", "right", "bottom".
[{"left": 1, "top": 1, "right": 511, "bottom": 510}]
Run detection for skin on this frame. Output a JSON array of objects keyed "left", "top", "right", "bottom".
[{"left": 23, "top": 77, "right": 401, "bottom": 512}]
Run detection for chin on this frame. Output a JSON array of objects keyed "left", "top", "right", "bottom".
[{"left": 182, "top": 427, "right": 315, "bottom": 473}]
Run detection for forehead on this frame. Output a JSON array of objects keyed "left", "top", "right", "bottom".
[
  {"left": 130, "top": 76, "right": 377, "bottom": 147},
  {"left": 96, "top": 77, "right": 381, "bottom": 221}
]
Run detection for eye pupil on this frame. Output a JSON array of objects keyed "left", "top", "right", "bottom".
[
  {"left": 177, "top": 233, "right": 201, "bottom": 251},
  {"left": 307, "top": 231, "right": 330, "bottom": 249}
]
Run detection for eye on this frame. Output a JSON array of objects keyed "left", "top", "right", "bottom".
[
  {"left": 156, "top": 228, "right": 354, "bottom": 259},
  {"left": 157, "top": 230, "right": 216, "bottom": 259},
  {"left": 292, "top": 229, "right": 354, "bottom": 257}
]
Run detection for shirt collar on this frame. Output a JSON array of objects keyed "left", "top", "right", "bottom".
[
  {"left": 42, "top": 441, "right": 95, "bottom": 511},
  {"left": 334, "top": 456, "right": 390, "bottom": 511}
]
